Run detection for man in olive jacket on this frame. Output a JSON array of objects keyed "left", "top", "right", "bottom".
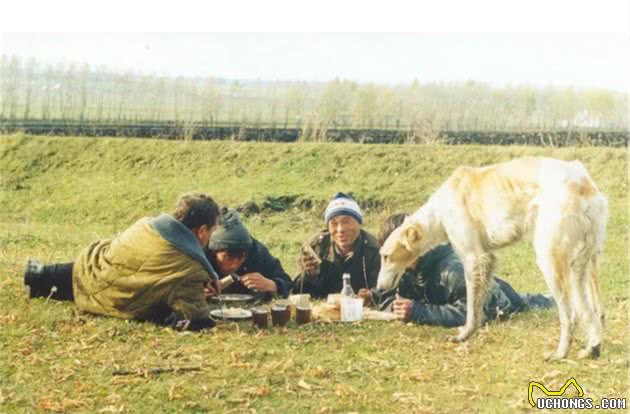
[
  {"left": 293, "top": 192, "right": 381, "bottom": 298},
  {"left": 24, "top": 192, "right": 221, "bottom": 331}
]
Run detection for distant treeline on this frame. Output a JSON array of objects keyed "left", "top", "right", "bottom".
[
  {"left": 1, "top": 55, "right": 627, "bottom": 134},
  {"left": 1, "top": 120, "right": 627, "bottom": 147}
]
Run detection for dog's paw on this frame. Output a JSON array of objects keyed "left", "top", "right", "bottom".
[
  {"left": 576, "top": 349, "right": 590, "bottom": 360},
  {"left": 577, "top": 344, "right": 601, "bottom": 360},
  {"left": 454, "top": 326, "right": 476, "bottom": 342},
  {"left": 445, "top": 335, "right": 463, "bottom": 343},
  {"left": 544, "top": 351, "right": 567, "bottom": 362}
]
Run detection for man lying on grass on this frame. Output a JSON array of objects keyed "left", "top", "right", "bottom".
[
  {"left": 358, "top": 213, "right": 555, "bottom": 326},
  {"left": 204, "top": 207, "right": 293, "bottom": 300},
  {"left": 24, "top": 192, "right": 222, "bottom": 331}
]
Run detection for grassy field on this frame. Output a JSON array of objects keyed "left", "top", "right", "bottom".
[{"left": 0, "top": 134, "right": 627, "bottom": 413}]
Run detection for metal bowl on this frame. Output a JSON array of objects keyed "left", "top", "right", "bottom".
[{"left": 209, "top": 293, "right": 254, "bottom": 307}]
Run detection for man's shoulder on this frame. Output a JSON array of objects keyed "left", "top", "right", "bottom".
[
  {"left": 424, "top": 244, "right": 457, "bottom": 263},
  {"left": 305, "top": 229, "right": 331, "bottom": 247},
  {"left": 115, "top": 216, "right": 159, "bottom": 244},
  {"left": 241, "top": 237, "right": 288, "bottom": 279},
  {"left": 250, "top": 237, "right": 266, "bottom": 251},
  {"left": 248, "top": 237, "right": 274, "bottom": 259},
  {"left": 422, "top": 245, "right": 464, "bottom": 285},
  {"left": 359, "top": 229, "right": 380, "bottom": 251},
  {"left": 125, "top": 216, "right": 154, "bottom": 231}
]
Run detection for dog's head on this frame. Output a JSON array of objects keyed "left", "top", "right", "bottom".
[{"left": 376, "top": 220, "right": 426, "bottom": 290}]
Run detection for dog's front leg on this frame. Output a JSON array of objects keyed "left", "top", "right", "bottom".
[{"left": 450, "top": 252, "right": 495, "bottom": 342}]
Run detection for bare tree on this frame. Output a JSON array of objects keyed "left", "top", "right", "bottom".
[
  {"left": 115, "top": 72, "right": 133, "bottom": 122},
  {"left": 78, "top": 63, "right": 90, "bottom": 122},
  {"left": 201, "top": 80, "right": 222, "bottom": 126},
  {"left": 151, "top": 77, "right": 167, "bottom": 122},
  {"left": 319, "top": 78, "right": 356, "bottom": 130},
  {"left": 351, "top": 84, "right": 378, "bottom": 128},
  {"left": 285, "top": 82, "right": 308, "bottom": 128},
  {"left": 2, "top": 56, "right": 22, "bottom": 120},
  {"left": 0, "top": 55, "right": 10, "bottom": 119},
  {"left": 1, "top": 55, "right": 626, "bottom": 133},
  {"left": 21, "top": 58, "right": 38, "bottom": 120}
]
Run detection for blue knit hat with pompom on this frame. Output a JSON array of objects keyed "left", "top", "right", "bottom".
[{"left": 324, "top": 192, "right": 363, "bottom": 224}]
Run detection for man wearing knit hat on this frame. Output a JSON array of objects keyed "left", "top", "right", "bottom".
[
  {"left": 294, "top": 192, "right": 381, "bottom": 298},
  {"left": 204, "top": 207, "right": 293, "bottom": 301}
]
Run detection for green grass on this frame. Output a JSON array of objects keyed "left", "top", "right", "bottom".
[{"left": 1, "top": 134, "right": 627, "bottom": 413}]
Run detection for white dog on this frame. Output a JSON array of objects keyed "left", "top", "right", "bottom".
[{"left": 377, "top": 157, "right": 607, "bottom": 360}]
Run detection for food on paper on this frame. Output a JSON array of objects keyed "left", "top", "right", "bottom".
[
  {"left": 289, "top": 294, "right": 311, "bottom": 308},
  {"left": 326, "top": 293, "right": 341, "bottom": 306},
  {"left": 313, "top": 303, "right": 398, "bottom": 322},
  {"left": 210, "top": 308, "right": 252, "bottom": 320},
  {"left": 363, "top": 309, "right": 398, "bottom": 321},
  {"left": 312, "top": 302, "right": 340, "bottom": 321}
]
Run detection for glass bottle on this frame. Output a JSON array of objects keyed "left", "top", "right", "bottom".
[{"left": 340, "top": 273, "right": 355, "bottom": 297}]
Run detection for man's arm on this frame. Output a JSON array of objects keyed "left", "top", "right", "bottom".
[
  {"left": 293, "top": 271, "right": 330, "bottom": 299},
  {"left": 293, "top": 234, "right": 334, "bottom": 298},
  {"left": 408, "top": 299, "right": 467, "bottom": 327},
  {"left": 166, "top": 272, "right": 215, "bottom": 331},
  {"left": 243, "top": 240, "right": 294, "bottom": 298},
  {"left": 399, "top": 254, "right": 469, "bottom": 327}
]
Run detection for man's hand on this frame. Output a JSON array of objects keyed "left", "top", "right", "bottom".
[
  {"left": 392, "top": 294, "right": 413, "bottom": 322},
  {"left": 164, "top": 312, "right": 191, "bottom": 331},
  {"left": 300, "top": 255, "right": 320, "bottom": 276},
  {"left": 357, "top": 288, "right": 374, "bottom": 307},
  {"left": 174, "top": 319, "right": 191, "bottom": 330},
  {"left": 300, "top": 245, "right": 321, "bottom": 276},
  {"left": 240, "top": 272, "right": 277, "bottom": 294},
  {"left": 204, "top": 278, "right": 221, "bottom": 298}
]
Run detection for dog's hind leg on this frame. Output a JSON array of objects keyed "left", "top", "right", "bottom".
[
  {"left": 575, "top": 257, "right": 604, "bottom": 359},
  {"left": 451, "top": 252, "right": 495, "bottom": 342},
  {"left": 533, "top": 201, "right": 576, "bottom": 361},
  {"left": 587, "top": 256, "right": 605, "bottom": 326},
  {"left": 536, "top": 247, "right": 574, "bottom": 361}
]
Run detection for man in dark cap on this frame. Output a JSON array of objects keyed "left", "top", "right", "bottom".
[
  {"left": 293, "top": 192, "right": 381, "bottom": 298},
  {"left": 204, "top": 207, "right": 293, "bottom": 301}
]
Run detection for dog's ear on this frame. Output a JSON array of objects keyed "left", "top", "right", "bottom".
[{"left": 402, "top": 223, "right": 423, "bottom": 252}]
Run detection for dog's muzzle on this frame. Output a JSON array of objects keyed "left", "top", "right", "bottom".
[{"left": 376, "top": 268, "right": 403, "bottom": 291}]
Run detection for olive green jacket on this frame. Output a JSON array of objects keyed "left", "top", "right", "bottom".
[{"left": 72, "top": 217, "right": 211, "bottom": 322}]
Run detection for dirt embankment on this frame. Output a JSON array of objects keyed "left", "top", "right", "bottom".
[{"left": 1, "top": 120, "right": 627, "bottom": 146}]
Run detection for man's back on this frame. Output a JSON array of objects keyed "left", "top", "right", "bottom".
[{"left": 73, "top": 217, "right": 209, "bottom": 321}]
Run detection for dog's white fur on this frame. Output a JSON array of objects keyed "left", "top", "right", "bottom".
[{"left": 377, "top": 157, "right": 607, "bottom": 360}]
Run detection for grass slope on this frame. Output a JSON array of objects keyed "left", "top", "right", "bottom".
[{"left": 0, "top": 134, "right": 627, "bottom": 413}]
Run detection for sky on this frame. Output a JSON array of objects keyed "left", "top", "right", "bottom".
[{"left": 1, "top": 0, "right": 629, "bottom": 91}]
